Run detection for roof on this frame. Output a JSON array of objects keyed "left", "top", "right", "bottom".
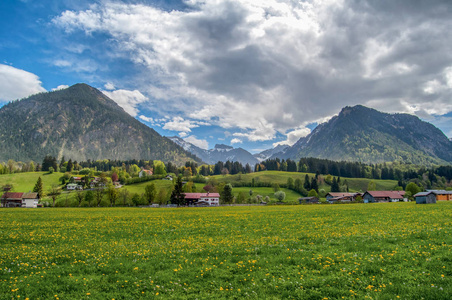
[
  {"left": 184, "top": 193, "right": 220, "bottom": 199},
  {"left": 1, "top": 192, "right": 24, "bottom": 199},
  {"left": 365, "top": 191, "right": 406, "bottom": 198},
  {"left": 326, "top": 192, "right": 360, "bottom": 197},
  {"left": 22, "top": 192, "right": 38, "bottom": 199},
  {"left": 414, "top": 192, "right": 432, "bottom": 197},
  {"left": 428, "top": 190, "right": 452, "bottom": 195}
]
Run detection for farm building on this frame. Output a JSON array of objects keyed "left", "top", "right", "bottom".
[
  {"left": 298, "top": 197, "right": 319, "bottom": 204},
  {"left": 426, "top": 190, "right": 452, "bottom": 201},
  {"left": 362, "top": 191, "right": 406, "bottom": 203},
  {"left": 139, "top": 168, "right": 153, "bottom": 177},
  {"left": 22, "top": 192, "right": 39, "bottom": 208},
  {"left": 184, "top": 193, "right": 220, "bottom": 206},
  {"left": 326, "top": 192, "right": 361, "bottom": 203},
  {"left": 414, "top": 192, "right": 437, "bottom": 204},
  {"left": 1, "top": 192, "right": 24, "bottom": 207},
  {"left": 67, "top": 183, "right": 82, "bottom": 190}
]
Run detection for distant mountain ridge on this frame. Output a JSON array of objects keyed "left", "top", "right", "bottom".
[
  {"left": 254, "top": 144, "right": 289, "bottom": 162},
  {"left": 169, "top": 136, "right": 259, "bottom": 166},
  {"left": 0, "top": 84, "right": 199, "bottom": 164},
  {"left": 272, "top": 105, "right": 452, "bottom": 165}
]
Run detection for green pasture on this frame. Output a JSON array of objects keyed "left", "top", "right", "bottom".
[
  {"left": 1, "top": 203, "right": 451, "bottom": 299},
  {"left": 0, "top": 172, "right": 62, "bottom": 192}
]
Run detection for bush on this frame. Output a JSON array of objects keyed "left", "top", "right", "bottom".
[{"left": 274, "top": 191, "right": 286, "bottom": 201}]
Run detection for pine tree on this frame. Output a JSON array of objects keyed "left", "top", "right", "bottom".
[
  {"left": 221, "top": 184, "right": 234, "bottom": 204},
  {"left": 33, "top": 176, "right": 43, "bottom": 199},
  {"left": 331, "top": 177, "right": 340, "bottom": 192},
  {"left": 170, "top": 177, "right": 186, "bottom": 206},
  {"left": 304, "top": 174, "right": 311, "bottom": 190}
]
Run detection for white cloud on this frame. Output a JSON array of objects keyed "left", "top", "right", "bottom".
[
  {"left": 53, "top": 0, "right": 452, "bottom": 143},
  {"left": 273, "top": 127, "right": 311, "bottom": 147},
  {"left": 104, "top": 82, "right": 115, "bottom": 90},
  {"left": 163, "top": 117, "right": 199, "bottom": 132},
  {"left": 0, "top": 64, "right": 46, "bottom": 101},
  {"left": 102, "top": 89, "right": 147, "bottom": 116},
  {"left": 139, "top": 115, "right": 153, "bottom": 122},
  {"left": 231, "top": 138, "right": 242, "bottom": 145},
  {"left": 179, "top": 132, "right": 188, "bottom": 138},
  {"left": 51, "top": 85, "right": 69, "bottom": 91},
  {"left": 184, "top": 135, "right": 209, "bottom": 150}
]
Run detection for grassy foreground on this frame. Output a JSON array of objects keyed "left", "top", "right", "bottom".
[{"left": 1, "top": 203, "right": 451, "bottom": 299}]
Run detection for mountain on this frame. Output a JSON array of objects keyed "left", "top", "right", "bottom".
[
  {"left": 273, "top": 105, "right": 452, "bottom": 165},
  {"left": 0, "top": 83, "right": 199, "bottom": 164},
  {"left": 169, "top": 136, "right": 259, "bottom": 166},
  {"left": 254, "top": 144, "right": 289, "bottom": 162}
]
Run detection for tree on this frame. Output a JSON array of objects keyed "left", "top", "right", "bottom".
[
  {"left": 272, "top": 183, "right": 280, "bottom": 192},
  {"left": 85, "top": 190, "right": 94, "bottom": 207},
  {"left": 153, "top": 160, "right": 167, "bottom": 176},
  {"left": 119, "top": 188, "right": 130, "bottom": 206},
  {"left": 106, "top": 185, "right": 118, "bottom": 207},
  {"left": 7, "top": 159, "right": 16, "bottom": 173},
  {"left": 274, "top": 191, "right": 286, "bottom": 202},
  {"left": 170, "top": 177, "right": 186, "bottom": 206},
  {"left": 144, "top": 183, "right": 156, "bottom": 205},
  {"left": 221, "top": 183, "right": 234, "bottom": 204},
  {"left": 111, "top": 172, "right": 119, "bottom": 182},
  {"left": 94, "top": 186, "right": 105, "bottom": 207},
  {"left": 33, "top": 177, "right": 44, "bottom": 199},
  {"left": 67, "top": 159, "right": 73, "bottom": 172},
  {"left": 331, "top": 177, "right": 340, "bottom": 192},
  {"left": 156, "top": 189, "right": 168, "bottom": 205},
  {"left": 310, "top": 177, "right": 318, "bottom": 192},
  {"left": 75, "top": 190, "right": 85, "bottom": 207},
  {"left": 405, "top": 182, "right": 421, "bottom": 200},
  {"left": 308, "top": 189, "right": 318, "bottom": 198},
  {"left": 47, "top": 185, "right": 61, "bottom": 207},
  {"left": 367, "top": 181, "right": 376, "bottom": 191},
  {"left": 48, "top": 167, "right": 54, "bottom": 174},
  {"left": 287, "top": 177, "right": 294, "bottom": 190},
  {"left": 304, "top": 174, "right": 311, "bottom": 190}
]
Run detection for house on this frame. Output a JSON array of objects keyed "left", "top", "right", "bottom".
[
  {"left": 298, "top": 197, "right": 319, "bottom": 204},
  {"left": 184, "top": 193, "right": 220, "bottom": 206},
  {"left": 21, "top": 192, "right": 39, "bottom": 208},
  {"left": 427, "top": 190, "right": 452, "bottom": 201},
  {"left": 326, "top": 192, "right": 361, "bottom": 203},
  {"left": 71, "top": 176, "right": 84, "bottom": 183},
  {"left": 362, "top": 191, "right": 406, "bottom": 203},
  {"left": 139, "top": 168, "right": 153, "bottom": 178},
  {"left": 67, "top": 183, "right": 82, "bottom": 190},
  {"left": 1, "top": 192, "right": 24, "bottom": 207},
  {"left": 414, "top": 192, "right": 437, "bottom": 204},
  {"left": 163, "top": 175, "right": 173, "bottom": 181}
]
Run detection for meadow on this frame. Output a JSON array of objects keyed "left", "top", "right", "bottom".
[{"left": 1, "top": 202, "right": 451, "bottom": 299}]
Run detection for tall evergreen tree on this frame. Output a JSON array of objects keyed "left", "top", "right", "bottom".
[
  {"left": 221, "top": 183, "right": 234, "bottom": 204},
  {"left": 33, "top": 176, "right": 43, "bottom": 199},
  {"left": 331, "top": 177, "right": 340, "bottom": 192},
  {"left": 170, "top": 176, "right": 186, "bottom": 206},
  {"left": 303, "top": 174, "right": 311, "bottom": 190}
]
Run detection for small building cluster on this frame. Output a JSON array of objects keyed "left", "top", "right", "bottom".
[
  {"left": 1, "top": 192, "right": 39, "bottom": 208},
  {"left": 184, "top": 193, "right": 220, "bottom": 206},
  {"left": 414, "top": 190, "right": 452, "bottom": 204},
  {"left": 362, "top": 191, "right": 406, "bottom": 203}
]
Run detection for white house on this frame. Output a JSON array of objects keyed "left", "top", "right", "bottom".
[
  {"left": 184, "top": 193, "right": 220, "bottom": 206},
  {"left": 67, "top": 183, "right": 82, "bottom": 190},
  {"left": 21, "top": 192, "right": 39, "bottom": 208}
]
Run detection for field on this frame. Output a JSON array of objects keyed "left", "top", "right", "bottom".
[{"left": 1, "top": 203, "right": 451, "bottom": 299}]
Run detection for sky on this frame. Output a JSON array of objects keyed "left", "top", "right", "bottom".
[{"left": 1, "top": 0, "right": 452, "bottom": 153}]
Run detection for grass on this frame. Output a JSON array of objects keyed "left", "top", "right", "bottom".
[
  {"left": 1, "top": 203, "right": 451, "bottom": 299},
  {"left": 0, "top": 172, "right": 62, "bottom": 192}
]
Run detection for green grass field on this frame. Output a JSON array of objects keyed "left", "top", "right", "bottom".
[
  {"left": 1, "top": 203, "right": 451, "bottom": 299},
  {"left": 0, "top": 172, "right": 62, "bottom": 192},
  {"left": 233, "top": 187, "right": 302, "bottom": 203}
]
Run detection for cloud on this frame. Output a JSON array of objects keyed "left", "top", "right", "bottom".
[
  {"left": 184, "top": 135, "right": 209, "bottom": 150},
  {"left": 163, "top": 117, "right": 199, "bottom": 133},
  {"left": 138, "top": 115, "right": 153, "bottom": 122},
  {"left": 0, "top": 64, "right": 46, "bottom": 101},
  {"left": 53, "top": 0, "right": 452, "bottom": 144},
  {"left": 102, "top": 89, "right": 147, "bottom": 116},
  {"left": 274, "top": 127, "right": 311, "bottom": 147},
  {"left": 51, "top": 85, "right": 69, "bottom": 91},
  {"left": 230, "top": 138, "right": 242, "bottom": 145},
  {"left": 104, "top": 82, "right": 115, "bottom": 90}
]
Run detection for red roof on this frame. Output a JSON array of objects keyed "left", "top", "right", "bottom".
[
  {"left": 366, "top": 191, "right": 405, "bottom": 198},
  {"left": 2, "top": 192, "right": 24, "bottom": 199},
  {"left": 184, "top": 193, "right": 220, "bottom": 199}
]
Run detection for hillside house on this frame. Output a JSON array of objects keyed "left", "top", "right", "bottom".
[
  {"left": 184, "top": 193, "right": 220, "bottom": 206},
  {"left": 363, "top": 191, "right": 406, "bottom": 203},
  {"left": 1, "top": 192, "right": 24, "bottom": 207},
  {"left": 67, "top": 183, "right": 82, "bottom": 190},
  {"left": 139, "top": 168, "right": 153, "bottom": 178},
  {"left": 22, "top": 192, "right": 39, "bottom": 208},
  {"left": 414, "top": 192, "right": 437, "bottom": 204}
]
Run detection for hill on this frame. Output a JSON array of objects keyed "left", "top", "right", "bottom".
[
  {"left": 169, "top": 136, "right": 259, "bottom": 166},
  {"left": 0, "top": 84, "right": 198, "bottom": 164},
  {"left": 274, "top": 105, "right": 452, "bottom": 165}
]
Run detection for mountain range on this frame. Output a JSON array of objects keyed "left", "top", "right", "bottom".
[
  {"left": 0, "top": 83, "right": 451, "bottom": 166},
  {"left": 0, "top": 84, "right": 198, "bottom": 164},
  {"left": 169, "top": 136, "right": 259, "bottom": 166},
  {"left": 272, "top": 105, "right": 452, "bottom": 165}
]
